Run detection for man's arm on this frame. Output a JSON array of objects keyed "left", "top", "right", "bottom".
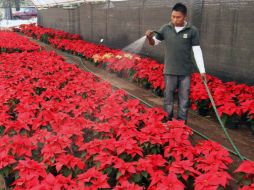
[
  {"left": 191, "top": 27, "right": 206, "bottom": 80},
  {"left": 145, "top": 30, "right": 156, "bottom": 46},
  {"left": 192, "top": 46, "right": 206, "bottom": 80}
]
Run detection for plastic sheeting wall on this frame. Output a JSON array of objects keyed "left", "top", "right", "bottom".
[
  {"left": 37, "top": 0, "right": 254, "bottom": 85},
  {"left": 199, "top": 0, "right": 254, "bottom": 85}
]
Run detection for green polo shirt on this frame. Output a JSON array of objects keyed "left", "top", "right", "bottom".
[{"left": 155, "top": 22, "right": 200, "bottom": 75}]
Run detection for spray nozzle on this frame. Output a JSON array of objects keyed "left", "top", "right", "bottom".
[{"left": 152, "top": 31, "right": 160, "bottom": 35}]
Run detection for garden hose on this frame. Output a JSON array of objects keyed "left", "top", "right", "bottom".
[
  {"left": 127, "top": 87, "right": 248, "bottom": 160},
  {"left": 201, "top": 77, "right": 244, "bottom": 160},
  {"left": 70, "top": 54, "right": 248, "bottom": 160}
]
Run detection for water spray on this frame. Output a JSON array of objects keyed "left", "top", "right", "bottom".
[{"left": 122, "top": 36, "right": 146, "bottom": 54}]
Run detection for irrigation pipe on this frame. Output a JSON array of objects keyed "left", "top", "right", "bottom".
[{"left": 67, "top": 54, "right": 247, "bottom": 160}]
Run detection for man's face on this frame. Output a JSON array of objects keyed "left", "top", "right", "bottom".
[{"left": 171, "top": 11, "right": 186, "bottom": 27}]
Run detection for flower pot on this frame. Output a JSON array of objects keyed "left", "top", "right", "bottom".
[
  {"left": 226, "top": 118, "right": 240, "bottom": 129},
  {"left": 116, "top": 71, "right": 124, "bottom": 78},
  {"left": 141, "top": 79, "right": 151, "bottom": 90},
  {"left": 198, "top": 108, "right": 210, "bottom": 116},
  {"left": 153, "top": 87, "right": 163, "bottom": 97},
  {"left": 247, "top": 121, "right": 254, "bottom": 135},
  {"left": 196, "top": 99, "right": 211, "bottom": 116},
  {"left": 225, "top": 120, "right": 240, "bottom": 129},
  {"left": 4, "top": 175, "right": 15, "bottom": 187},
  {"left": 221, "top": 114, "right": 241, "bottom": 129}
]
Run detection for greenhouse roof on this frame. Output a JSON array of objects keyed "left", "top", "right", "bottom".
[{"left": 31, "top": 0, "right": 127, "bottom": 8}]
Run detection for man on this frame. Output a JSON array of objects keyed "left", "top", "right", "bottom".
[{"left": 146, "top": 3, "right": 206, "bottom": 123}]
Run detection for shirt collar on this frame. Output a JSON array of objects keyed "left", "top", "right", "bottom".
[{"left": 169, "top": 21, "right": 190, "bottom": 29}]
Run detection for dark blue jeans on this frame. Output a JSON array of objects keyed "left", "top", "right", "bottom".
[{"left": 164, "top": 75, "right": 191, "bottom": 121}]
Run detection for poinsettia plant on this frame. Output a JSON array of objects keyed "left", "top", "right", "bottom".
[
  {"left": 0, "top": 31, "right": 40, "bottom": 53},
  {"left": 241, "top": 99, "right": 254, "bottom": 134},
  {"left": 18, "top": 24, "right": 254, "bottom": 132},
  {"left": 0, "top": 34, "right": 239, "bottom": 189},
  {"left": 190, "top": 73, "right": 211, "bottom": 115},
  {"left": 20, "top": 24, "right": 81, "bottom": 41},
  {"left": 234, "top": 160, "right": 254, "bottom": 189}
]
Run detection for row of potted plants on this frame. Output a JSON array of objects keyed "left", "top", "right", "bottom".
[
  {"left": 18, "top": 24, "right": 80, "bottom": 43},
  {"left": 0, "top": 37, "right": 253, "bottom": 189},
  {"left": 19, "top": 24, "right": 254, "bottom": 133},
  {"left": 0, "top": 31, "right": 41, "bottom": 53}
]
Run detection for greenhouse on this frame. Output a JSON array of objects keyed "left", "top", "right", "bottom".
[{"left": 0, "top": 0, "right": 253, "bottom": 189}]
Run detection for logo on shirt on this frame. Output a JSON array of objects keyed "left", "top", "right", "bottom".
[{"left": 183, "top": 34, "right": 188, "bottom": 39}]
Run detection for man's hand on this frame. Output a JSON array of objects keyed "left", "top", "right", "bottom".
[
  {"left": 145, "top": 30, "right": 154, "bottom": 39},
  {"left": 145, "top": 30, "right": 155, "bottom": 46},
  {"left": 200, "top": 73, "right": 206, "bottom": 82}
]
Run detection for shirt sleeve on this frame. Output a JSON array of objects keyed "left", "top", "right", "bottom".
[
  {"left": 153, "top": 36, "right": 162, "bottom": 45},
  {"left": 192, "top": 46, "right": 206, "bottom": 73},
  {"left": 191, "top": 27, "right": 200, "bottom": 46},
  {"left": 155, "top": 25, "right": 165, "bottom": 41}
]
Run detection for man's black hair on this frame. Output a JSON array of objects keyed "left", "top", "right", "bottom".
[{"left": 172, "top": 3, "right": 187, "bottom": 15}]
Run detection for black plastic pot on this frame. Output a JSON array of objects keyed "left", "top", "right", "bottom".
[
  {"left": 198, "top": 108, "right": 210, "bottom": 116},
  {"left": 225, "top": 118, "right": 240, "bottom": 129},
  {"left": 141, "top": 80, "right": 151, "bottom": 90},
  {"left": 247, "top": 122, "right": 254, "bottom": 135},
  {"left": 154, "top": 87, "right": 163, "bottom": 97}
]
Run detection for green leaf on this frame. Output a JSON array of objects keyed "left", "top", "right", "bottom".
[
  {"left": 0, "top": 166, "right": 12, "bottom": 177},
  {"left": 62, "top": 167, "right": 72, "bottom": 177},
  {"left": 217, "top": 186, "right": 224, "bottom": 190},
  {"left": 104, "top": 167, "right": 112, "bottom": 174},
  {"left": 119, "top": 153, "right": 127, "bottom": 160},
  {"left": 32, "top": 149, "right": 41, "bottom": 161},
  {"left": 116, "top": 171, "right": 122, "bottom": 180},
  {"left": 128, "top": 69, "right": 136, "bottom": 78},
  {"left": 82, "top": 92, "right": 87, "bottom": 99},
  {"left": 141, "top": 171, "right": 148, "bottom": 178},
  {"left": 72, "top": 167, "right": 82, "bottom": 178},
  {"left": 242, "top": 179, "right": 251, "bottom": 186},
  {"left": 80, "top": 151, "right": 86, "bottom": 158},
  {"left": 59, "top": 81, "right": 68, "bottom": 89},
  {"left": 0, "top": 126, "right": 5, "bottom": 136},
  {"left": 221, "top": 114, "right": 228, "bottom": 125},
  {"left": 19, "top": 129, "right": 28, "bottom": 135},
  {"left": 143, "top": 143, "right": 149, "bottom": 148},
  {"left": 41, "top": 34, "right": 49, "bottom": 43},
  {"left": 131, "top": 174, "right": 141, "bottom": 183},
  {"left": 95, "top": 161, "right": 101, "bottom": 169},
  {"left": 8, "top": 129, "right": 17, "bottom": 137},
  {"left": 15, "top": 172, "right": 19, "bottom": 180},
  {"left": 151, "top": 147, "right": 158, "bottom": 154}
]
